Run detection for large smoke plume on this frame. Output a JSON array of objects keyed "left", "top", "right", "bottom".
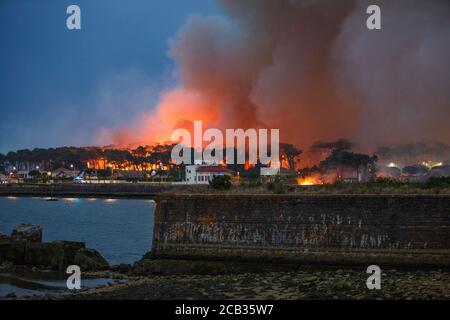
[{"left": 100, "top": 0, "right": 450, "bottom": 152}]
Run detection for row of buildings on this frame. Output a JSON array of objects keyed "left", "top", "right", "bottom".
[
  {"left": 376, "top": 163, "right": 450, "bottom": 182},
  {"left": 1, "top": 160, "right": 450, "bottom": 185},
  {"left": 0, "top": 163, "right": 239, "bottom": 185}
]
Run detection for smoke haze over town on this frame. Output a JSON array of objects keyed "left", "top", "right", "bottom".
[
  {"left": 1, "top": 0, "right": 450, "bottom": 155},
  {"left": 96, "top": 0, "right": 450, "bottom": 154}
]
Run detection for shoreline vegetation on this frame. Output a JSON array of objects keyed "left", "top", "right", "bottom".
[
  {"left": 1, "top": 177, "right": 450, "bottom": 197},
  {"left": 166, "top": 177, "right": 450, "bottom": 195}
]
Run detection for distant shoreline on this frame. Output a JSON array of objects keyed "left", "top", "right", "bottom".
[
  {"left": 1, "top": 180, "right": 450, "bottom": 198},
  {"left": 0, "top": 183, "right": 185, "bottom": 199}
]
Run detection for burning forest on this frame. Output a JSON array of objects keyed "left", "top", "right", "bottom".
[
  {"left": 2, "top": 139, "right": 450, "bottom": 186},
  {"left": 1, "top": 0, "right": 450, "bottom": 186},
  {"left": 2, "top": 0, "right": 450, "bottom": 305},
  {"left": 95, "top": 0, "right": 450, "bottom": 158}
]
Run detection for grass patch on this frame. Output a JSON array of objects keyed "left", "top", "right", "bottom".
[{"left": 163, "top": 177, "right": 450, "bottom": 195}]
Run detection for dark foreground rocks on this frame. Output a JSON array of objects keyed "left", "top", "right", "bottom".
[
  {"left": 58, "top": 256, "right": 449, "bottom": 300},
  {"left": 131, "top": 258, "right": 295, "bottom": 276},
  {"left": 1, "top": 225, "right": 108, "bottom": 271},
  {"left": 67, "top": 266, "right": 450, "bottom": 300},
  {"left": 0, "top": 232, "right": 10, "bottom": 262},
  {"left": 2, "top": 253, "right": 449, "bottom": 300},
  {"left": 11, "top": 224, "right": 42, "bottom": 243},
  {"left": 73, "top": 248, "right": 109, "bottom": 271}
]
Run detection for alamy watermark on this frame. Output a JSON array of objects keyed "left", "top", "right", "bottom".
[
  {"left": 171, "top": 121, "right": 280, "bottom": 174},
  {"left": 66, "top": 5, "right": 81, "bottom": 30},
  {"left": 366, "top": 5, "right": 381, "bottom": 30},
  {"left": 66, "top": 265, "right": 81, "bottom": 290},
  {"left": 366, "top": 265, "right": 382, "bottom": 290},
  {"left": 64, "top": 4, "right": 379, "bottom": 31}
]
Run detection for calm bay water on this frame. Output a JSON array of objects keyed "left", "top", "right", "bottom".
[{"left": 0, "top": 196, "right": 155, "bottom": 265}]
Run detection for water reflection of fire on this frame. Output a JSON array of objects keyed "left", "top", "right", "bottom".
[{"left": 297, "top": 176, "right": 322, "bottom": 186}]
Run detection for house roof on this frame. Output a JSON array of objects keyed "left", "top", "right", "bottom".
[
  {"left": 196, "top": 166, "right": 233, "bottom": 174},
  {"left": 429, "top": 165, "right": 450, "bottom": 176},
  {"left": 52, "top": 167, "right": 76, "bottom": 174},
  {"left": 402, "top": 165, "right": 428, "bottom": 175},
  {"left": 431, "top": 165, "right": 450, "bottom": 172}
]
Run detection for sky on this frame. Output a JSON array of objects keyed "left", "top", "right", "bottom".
[{"left": 0, "top": 0, "right": 218, "bottom": 153}]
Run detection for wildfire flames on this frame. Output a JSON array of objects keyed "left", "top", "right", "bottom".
[
  {"left": 297, "top": 176, "right": 322, "bottom": 186},
  {"left": 98, "top": 0, "right": 450, "bottom": 154}
]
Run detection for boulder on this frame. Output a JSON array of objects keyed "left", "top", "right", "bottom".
[
  {"left": 52, "top": 240, "right": 85, "bottom": 250},
  {"left": 19, "top": 241, "right": 108, "bottom": 271},
  {"left": 3, "top": 226, "right": 108, "bottom": 271},
  {"left": 73, "top": 248, "right": 109, "bottom": 271},
  {"left": 0, "top": 232, "right": 11, "bottom": 263},
  {"left": 23, "top": 242, "right": 65, "bottom": 270},
  {"left": 11, "top": 224, "right": 42, "bottom": 243},
  {"left": 5, "top": 292, "right": 17, "bottom": 299},
  {"left": 52, "top": 240, "right": 85, "bottom": 265},
  {"left": 110, "top": 263, "right": 132, "bottom": 274},
  {"left": 8, "top": 240, "right": 26, "bottom": 265}
]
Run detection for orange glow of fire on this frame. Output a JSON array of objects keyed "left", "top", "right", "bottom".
[
  {"left": 137, "top": 88, "right": 220, "bottom": 145},
  {"left": 95, "top": 88, "right": 221, "bottom": 148},
  {"left": 297, "top": 176, "right": 322, "bottom": 186}
]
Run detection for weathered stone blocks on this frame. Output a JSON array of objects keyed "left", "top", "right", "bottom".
[
  {"left": 152, "top": 195, "right": 450, "bottom": 266},
  {"left": 1, "top": 225, "right": 108, "bottom": 271},
  {"left": 11, "top": 224, "right": 42, "bottom": 243}
]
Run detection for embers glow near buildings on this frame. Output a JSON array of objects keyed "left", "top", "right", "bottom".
[{"left": 85, "top": 145, "right": 174, "bottom": 171}]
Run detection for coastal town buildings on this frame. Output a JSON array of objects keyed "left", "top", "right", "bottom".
[{"left": 185, "top": 165, "right": 233, "bottom": 185}]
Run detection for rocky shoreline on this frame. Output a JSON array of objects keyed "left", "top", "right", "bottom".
[
  {"left": 2, "top": 257, "right": 449, "bottom": 300},
  {"left": 63, "top": 265, "right": 449, "bottom": 300},
  {"left": 2, "top": 224, "right": 449, "bottom": 300},
  {"left": 1, "top": 224, "right": 109, "bottom": 272}
]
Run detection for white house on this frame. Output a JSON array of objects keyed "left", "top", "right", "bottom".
[
  {"left": 0, "top": 173, "right": 7, "bottom": 184},
  {"left": 185, "top": 165, "right": 232, "bottom": 184},
  {"left": 17, "top": 170, "right": 31, "bottom": 180},
  {"left": 185, "top": 165, "right": 198, "bottom": 184},
  {"left": 51, "top": 167, "right": 79, "bottom": 179}
]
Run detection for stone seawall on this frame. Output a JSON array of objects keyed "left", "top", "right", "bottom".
[{"left": 152, "top": 195, "right": 450, "bottom": 267}]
